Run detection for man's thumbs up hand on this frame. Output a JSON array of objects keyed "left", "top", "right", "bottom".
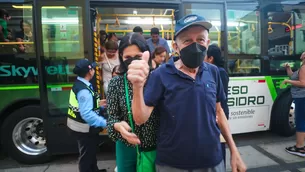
[{"left": 127, "top": 51, "right": 150, "bottom": 88}]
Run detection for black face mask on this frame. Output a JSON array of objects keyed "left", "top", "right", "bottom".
[
  {"left": 123, "top": 56, "right": 141, "bottom": 68},
  {"left": 179, "top": 42, "right": 207, "bottom": 68}
]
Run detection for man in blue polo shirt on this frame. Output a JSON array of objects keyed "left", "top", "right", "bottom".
[
  {"left": 127, "top": 14, "right": 246, "bottom": 171},
  {"left": 147, "top": 27, "right": 171, "bottom": 54}
]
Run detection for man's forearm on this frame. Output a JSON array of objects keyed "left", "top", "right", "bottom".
[
  {"left": 217, "top": 107, "right": 238, "bottom": 153},
  {"left": 132, "top": 86, "right": 151, "bottom": 125}
]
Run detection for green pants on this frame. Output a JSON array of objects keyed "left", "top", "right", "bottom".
[{"left": 116, "top": 141, "right": 137, "bottom": 172}]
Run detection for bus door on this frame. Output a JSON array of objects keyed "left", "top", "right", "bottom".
[
  {"left": 91, "top": 1, "right": 180, "bottom": 135},
  {"left": 35, "top": 0, "right": 90, "bottom": 155},
  {"left": 91, "top": 2, "right": 178, "bottom": 93}
]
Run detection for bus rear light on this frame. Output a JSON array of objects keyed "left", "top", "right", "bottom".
[{"left": 258, "top": 80, "right": 266, "bottom": 83}]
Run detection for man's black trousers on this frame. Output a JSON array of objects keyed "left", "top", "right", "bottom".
[{"left": 77, "top": 133, "right": 99, "bottom": 172}]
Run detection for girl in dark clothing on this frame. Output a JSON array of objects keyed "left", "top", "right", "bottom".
[
  {"left": 206, "top": 44, "right": 230, "bottom": 167},
  {"left": 206, "top": 44, "right": 229, "bottom": 118}
]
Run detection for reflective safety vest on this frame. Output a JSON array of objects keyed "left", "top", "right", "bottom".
[{"left": 67, "top": 80, "right": 101, "bottom": 134}]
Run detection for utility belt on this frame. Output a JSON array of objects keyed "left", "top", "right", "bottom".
[
  {"left": 67, "top": 117, "right": 103, "bottom": 135},
  {"left": 67, "top": 107, "right": 103, "bottom": 135}
]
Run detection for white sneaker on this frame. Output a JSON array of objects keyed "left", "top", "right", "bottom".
[{"left": 114, "top": 166, "right": 117, "bottom": 172}]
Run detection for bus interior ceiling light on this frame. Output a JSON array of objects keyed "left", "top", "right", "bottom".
[
  {"left": 101, "top": 18, "right": 246, "bottom": 26},
  {"left": 281, "top": 1, "right": 301, "bottom": 5},
  {"left": 12, "top": 5, "right": 66, "bottom": 9},
  {"left": 41, "top": 18, "right": 79, "bottom": 24},
  {"left": 126, "top": 17, "right": 172, "bottom": 25}
]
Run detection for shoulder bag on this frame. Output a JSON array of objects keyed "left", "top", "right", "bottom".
[{"left": 124, "top": 74, "right": 156, "bottom": 172}]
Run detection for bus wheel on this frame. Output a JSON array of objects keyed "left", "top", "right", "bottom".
[
  {"left": 1, "top": 105, "right": 51, "bottom": 164},
  {"left": 271, "top": 90, "right": 296, "bottom": 137}
]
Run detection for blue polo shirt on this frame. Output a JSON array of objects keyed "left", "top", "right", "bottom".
[
  {"left": 146, "top": 37, "right": 171, "bottom": 54},
  {"left": 144, "top": 56, "right": 226, "bottom": 169}
]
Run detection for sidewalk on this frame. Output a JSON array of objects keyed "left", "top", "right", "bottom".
[
  {"left": 226, "top": 140, "right": 305, "bottom": 172},
  {"left": 1, "top": 140, "right": 305, "bottom": 172},
  {"left": 0, "top": 160, "right": 116, "bottom": 172}
]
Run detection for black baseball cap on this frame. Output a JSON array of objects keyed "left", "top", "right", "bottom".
[
  {"left": 175, "top": 14, "right": 212, "bottom": 38},
  {"left": 73, "top": 59, "right": 97, "bottom": 76}
]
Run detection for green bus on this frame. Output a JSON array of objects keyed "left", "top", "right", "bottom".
[{"left": 0, "top": 0, "right": 303, "bottom": 164}]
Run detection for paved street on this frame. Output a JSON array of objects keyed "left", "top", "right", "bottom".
[{"left": 0, "top": 131, "right": 305, "bottom": 172}]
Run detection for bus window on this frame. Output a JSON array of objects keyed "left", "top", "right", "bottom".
[
  {"left": 41, "top": 6, "right": 84, "bottom": 84},
  {"left": 40, "top": 6, "right": 85, "bottom": 115},
  {"left": 264, "top": 2, "right": 305, "bottom": 56},
  {"left": 267, "top": 11, "right": 293, "bottom": 56},
  {"left": 227, "top": 3, "right": 261, "bottom": 55},
  {"left": 183, "top": 3, "right": 223, "bottom": 46},
  {"left": 294, "top": 11, "right": 305, "bottom": 55},
  {"left": 0, "top": 4, "right": 38, "bottom": 85},
  {"left": 228, "top": 58, "right": 261, "bottom": 76},
  {"left": 226, "top": 3, "right": 261, "bottom": 76},
  {"left": 270, "top": 59, "right": 302, "bottom": 75}
]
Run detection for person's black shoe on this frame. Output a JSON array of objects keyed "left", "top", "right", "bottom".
[{"left": 285, "top": 145, "right": 305, "bottom": 157}]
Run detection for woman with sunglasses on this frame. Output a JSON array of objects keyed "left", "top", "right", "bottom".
[{"left": 106, "top": 33, "right": 158, "bottom": 172}]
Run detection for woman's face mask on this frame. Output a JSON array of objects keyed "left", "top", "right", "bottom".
[
  {"left": 122, "top": 44, "right": 147, "bottom": 68},
  {"left": 179, "top": 42, "right": 207, "bottom": 68},
  {"left": 123, "top": 55, "right": 141, "bottom": 68}
]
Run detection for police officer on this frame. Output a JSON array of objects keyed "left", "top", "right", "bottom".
[{"left": 67, "top": 59, "right": 107, "bottom": 172}]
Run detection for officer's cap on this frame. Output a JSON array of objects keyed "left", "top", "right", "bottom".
[{"left": 73, "top": 59, "right": 97, "bottom": 76}]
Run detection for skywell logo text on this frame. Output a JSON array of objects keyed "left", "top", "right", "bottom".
[{"left": 0, "top": 65, "right": 72, "bottom": 77}]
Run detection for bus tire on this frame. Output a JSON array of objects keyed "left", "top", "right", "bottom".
[
  {"left": 0, "top": 105, "right": 51, "bottom": 164},
  {"left": 271, "top": 90, "right": 296, "bottom": 137}
]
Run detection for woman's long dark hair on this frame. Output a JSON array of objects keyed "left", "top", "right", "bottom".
[{"left": 118, "top": 32, "right": 152, "bottom": 75}]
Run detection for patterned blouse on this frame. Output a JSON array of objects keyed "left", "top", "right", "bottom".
[{"left": 106, "top": 75, "right": 159, "bottom": 150}]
